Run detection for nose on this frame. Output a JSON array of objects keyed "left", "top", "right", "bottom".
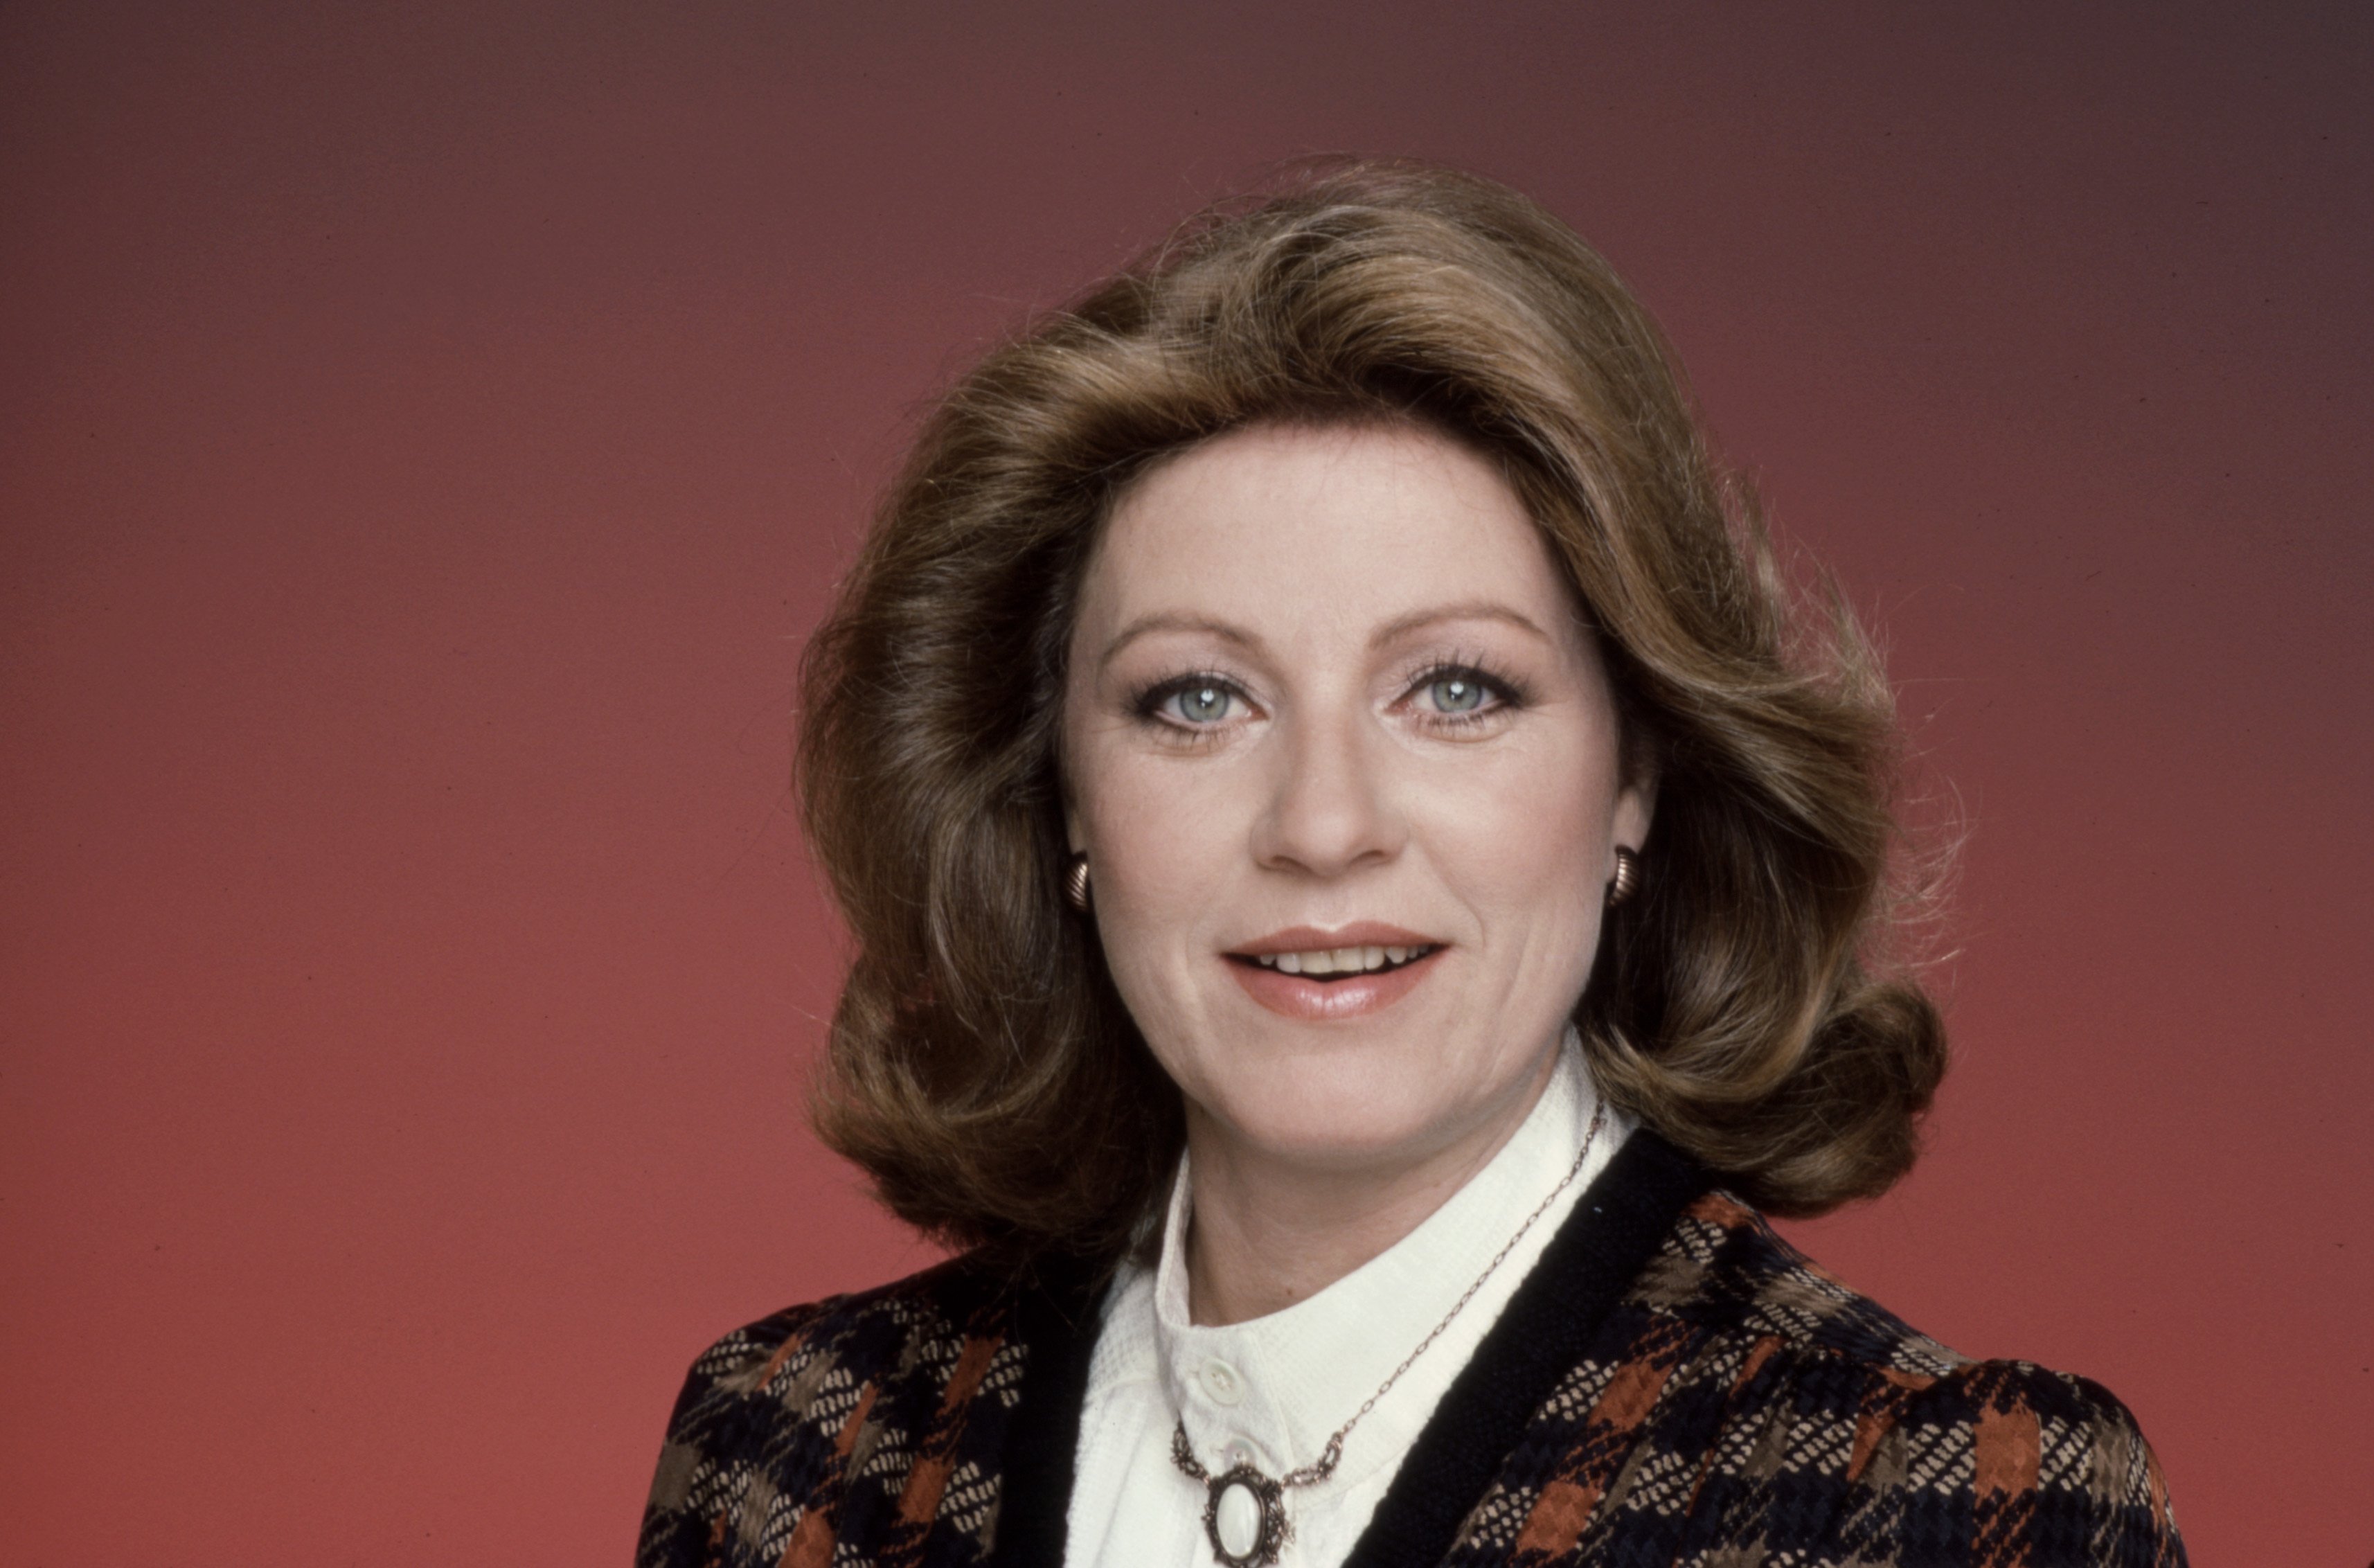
[{"left": 1248, "top": 706, "right": 1404, "bottom": 877}]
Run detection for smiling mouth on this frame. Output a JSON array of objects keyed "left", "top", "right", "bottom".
[{"left": 1230, "top": 944, "right": 1443, "bottom": 981}]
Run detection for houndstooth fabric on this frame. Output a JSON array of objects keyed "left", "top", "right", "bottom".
[{"left": 636, "top": 1191, "right": 2184, "bottom": 1567}]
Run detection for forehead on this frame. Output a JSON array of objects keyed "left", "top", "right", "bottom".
[{"left": 1082, "top": 421, "right": 1578, "bottom": 638}]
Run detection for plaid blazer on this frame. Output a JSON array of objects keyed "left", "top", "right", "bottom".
[{"left": 637, "top": 1132, "right": 2184, "bottom": 1567}]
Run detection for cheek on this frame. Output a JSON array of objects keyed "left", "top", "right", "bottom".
[
  {"left": 1424, "top": 739, "right": 1616, "bottom": 938},
  {"left": 1080, "top": 750, "right": 1237, "bottom": 898},
  {"left": 1069, "top": 747, "right": 1246, "bottom": 1020}
]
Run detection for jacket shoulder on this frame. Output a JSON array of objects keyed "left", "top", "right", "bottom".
[
  {"left": 1636, "top": 1189, "right": 1971, "bottom": 1378},
  {"left": 1597, "top": 1191, "right": 2186, "bottom": 1564},
  {"left": 636, "top": 1255, "right": 1021, "bottom": 1568},
  {"left": 1855, "top": 1358, "right": 2187, "bottom": 1565}
]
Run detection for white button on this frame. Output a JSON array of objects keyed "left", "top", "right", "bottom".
[
  {"left": 1199, "top": 1358, "right": 1244, "bottom": 1405},
  {"left": 1222, "top": 1438, "right": 1256, "bottom": 1470}
]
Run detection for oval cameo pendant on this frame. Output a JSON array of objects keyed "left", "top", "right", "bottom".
[{"left": 1201, "top": 1463, "right": 1289, "bottom": 1567}]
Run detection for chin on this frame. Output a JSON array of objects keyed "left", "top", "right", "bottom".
[{"left": 1208, "top": 1072, "right": 1471, "bottom": 1172}]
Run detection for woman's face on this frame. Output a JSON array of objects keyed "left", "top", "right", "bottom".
[{"left": 1062, "top": 421, "right": 1651, "bottom": 1177}]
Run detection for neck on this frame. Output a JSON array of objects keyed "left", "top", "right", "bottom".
[{"left": 1180, "top": 1046, "right": 1562, "bottom": 1326}]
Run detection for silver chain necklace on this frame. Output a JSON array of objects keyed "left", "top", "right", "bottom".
[{"left": 1167, "top": 1100, "right": 1607, "bottom": 1568}]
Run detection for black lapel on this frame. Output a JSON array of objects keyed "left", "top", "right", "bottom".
[
  {"left": 1342, "top": 1128, "right": 1711, "bottom": 1568},
  {"left": 982, "top": 1133, "right": 1708, "bottom": 1568},
  {"left": 984, "top": 1250, "right": 1108, "bottom": 1567}
]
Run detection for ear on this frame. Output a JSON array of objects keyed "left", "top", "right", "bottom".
[
  {"left": 1057, "top": 745, "right": 1089, "bottom": 855},
  {"left": 1612, "top": 769, "right": 1656, "bottom": 859},
  {"left": 1053, "top": 702, "right": 1088, "bottom": 854}
]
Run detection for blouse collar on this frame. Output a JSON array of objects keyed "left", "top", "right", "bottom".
[{"left": 1140, "top": 1030, "right": 1630, "bottom": 1494}]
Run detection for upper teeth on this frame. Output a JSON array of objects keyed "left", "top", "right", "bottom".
[{"left": 1253, "top": 945, "right": 1427, "bottom": 975}]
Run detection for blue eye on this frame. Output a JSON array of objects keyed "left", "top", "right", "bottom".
[
  {"left": 1167, "top": 682, "right": 1235, "bottom": 724},
  {"left": 1426, "top": 674, "right": 1489, "bottom": 713}
]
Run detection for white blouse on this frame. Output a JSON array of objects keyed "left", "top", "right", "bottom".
[{"left": 1064, "top": 1035, "right": 1632, "bottom": 1567}]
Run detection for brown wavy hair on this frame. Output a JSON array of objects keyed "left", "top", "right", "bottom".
[{"left": 797, "top": 158, "right": 1946, "bottom": 1263}]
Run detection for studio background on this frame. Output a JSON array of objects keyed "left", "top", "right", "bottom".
[{"left": 3, "top": 3, "right": 2366, "bottom": 1562}]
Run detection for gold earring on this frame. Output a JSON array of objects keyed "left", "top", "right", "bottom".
[
  {"left": 1064, "top": 853, "right": 1091, "bottom": 913},
  {"left": 1607, "top": 846, "right": 1641, "bottom": 908}
]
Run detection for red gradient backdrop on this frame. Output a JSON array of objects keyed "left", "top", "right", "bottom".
[{"left": 3, "top": 3, "right": 2367, "bottom": 1562}]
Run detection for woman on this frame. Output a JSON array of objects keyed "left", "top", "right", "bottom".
[{"left": 636, "top": 161, "right": 2184, "bottom": 1567}]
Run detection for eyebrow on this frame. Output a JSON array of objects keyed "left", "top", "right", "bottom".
[
  {"left": 1096, "top": 600, "right": 1553, "bottom": 673},
  {"left": 1368, "top": 601, "right": 1555, "bottom": 648},
  {"left": 1096, "top": 613, "right": 1263, "bottom": 674}
]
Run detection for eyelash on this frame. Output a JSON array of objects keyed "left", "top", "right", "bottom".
[
  {"left": 1404, "top": 658, "right": 1529, "bottom": 727},
  {"left": 1131, "top": 659, "right": 1528, "bottom": 737},
  {"left": 1132, "top": 672, "right": 1248, "bottom": 738}
]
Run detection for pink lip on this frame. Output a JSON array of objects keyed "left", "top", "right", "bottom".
[
  {"left": 1229, "top": 922, "right": 1438, "bottom": 956},
  {"left": 1222, "top": 924, "right": 1447, "bottom": 1022}
]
